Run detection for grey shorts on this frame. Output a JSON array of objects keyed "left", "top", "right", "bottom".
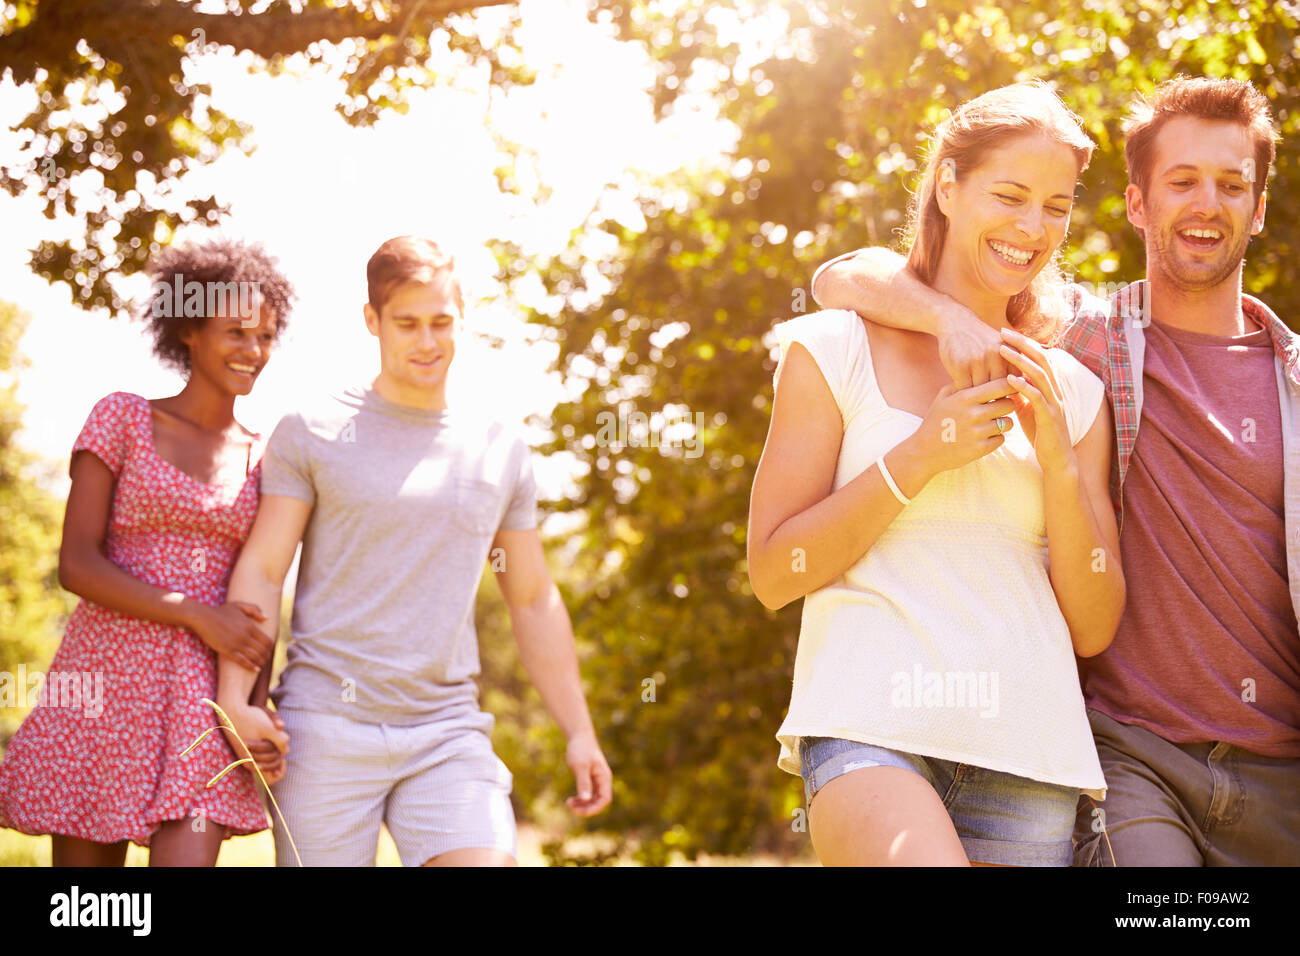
[
  {"left": 269, "top": 707, "right": 516, "bottom": 866},
  {"left": 1073, "top": 708, "right": 1300, "bottom": 866}
]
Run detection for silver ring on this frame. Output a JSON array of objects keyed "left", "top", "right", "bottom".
[{"left": 995, "top": 417, "right": 1011, "bottom": 434}]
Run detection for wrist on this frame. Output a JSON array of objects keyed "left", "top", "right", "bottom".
[
  {"left": 931, "top": 298, "right": 972, "bottom": 338},
  {"left": 885, "top": 440, "right": 936, "bottom": 499},
  {"left": 215, "top": 693, "right": 249, "bottom": 715},
  {"left": 563, "top": 721, "right": 598, "bottom": 745},
  {"left": 176, "top": 596, "right": 206, "bottom": 632},
  {"left": 934, "top": 296, "right": 991, "bottom": 342},
  {"left": 928, "top": 304, "right": 952, "bottom": 339},
  {"left": 1042, "top": 455, "right": 1082, "bottom": 494},
  {"left": 215, "top": 675, "right": 254, "bottom": 713}
]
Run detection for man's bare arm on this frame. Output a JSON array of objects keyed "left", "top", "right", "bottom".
[
  {"left": 493, "top": 527, "right": 611, "bottom": 817},
  {"left": 811, "top": 247, "right": 1008, "bottom": 387},
  {"left": 218, "top": 494, "right": 311, "bottom": 712},
  {"left": 213, "top": 494, "right": 312, "bottom": 781}
]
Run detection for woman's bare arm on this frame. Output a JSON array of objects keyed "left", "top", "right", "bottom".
[
  {"left": 58, "top": 450, "right": 272, "bottom": 671},
  {"left": 747, "top": 344, "right": 1018, "bottom": 609},
  {"left": 1043, "top": 401, "right": 1125, "bottom": 657}
]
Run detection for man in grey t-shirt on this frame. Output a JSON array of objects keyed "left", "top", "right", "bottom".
[{"left": 216, "top": 236, "right": 612, "bottom": 866}]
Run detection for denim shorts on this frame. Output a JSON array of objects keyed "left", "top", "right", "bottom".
[{"left": 799, "top": 736, "right": 1079, "bottom": 866}]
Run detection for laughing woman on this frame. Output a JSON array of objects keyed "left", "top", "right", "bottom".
[
  {"left": 0, "top": 236, "right": 295, "bottom": 866},
  {"left": 748, "top": 84, "right": 1125, "bottom": 866}
]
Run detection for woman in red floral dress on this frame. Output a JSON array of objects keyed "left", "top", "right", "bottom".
[{"left": 0, "top": 236, "right": 296, "bottom": 866}]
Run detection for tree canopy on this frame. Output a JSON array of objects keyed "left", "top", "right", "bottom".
[
  {"left": 0, "top": 0, "right": 522, "bottom": 315},
  {"left": 5, "top": 0, "right": 1299, "bottom": 864},
  {"left": 492, "top": 0, "right": 1300, "bottom": 862}
]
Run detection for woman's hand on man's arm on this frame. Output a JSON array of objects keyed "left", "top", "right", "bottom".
[
  {"left": 58, "top": 451, "right": 273, "bottom": 671},
  {"left": 811, "top": 247, "right": 1009, "bottom": 387}
]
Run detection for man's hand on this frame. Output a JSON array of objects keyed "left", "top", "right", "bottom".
[
  {"left": 220, "top": 703, "right": 290, "bottom": 786},
  {"left": 935, "top": 305, "right": 1010, "bottom": 389},
  {"left": 564, "top": 731, "right": 612, "bottom": 817}
]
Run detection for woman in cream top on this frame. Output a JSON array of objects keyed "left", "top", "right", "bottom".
[
  {"left": 769, "top": 307, "right": 1107, "bottom": 796},
  {"left": 748, "top": 82, "right": 1124, "bottom": 866}
]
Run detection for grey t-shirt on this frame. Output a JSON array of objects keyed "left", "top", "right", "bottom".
[{"left": 261, "top": 384, "right": 538, "bottom": 725}]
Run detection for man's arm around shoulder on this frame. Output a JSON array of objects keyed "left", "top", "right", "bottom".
[{"left": 811, "top": 246, "right": 1009, "bottom": 387}]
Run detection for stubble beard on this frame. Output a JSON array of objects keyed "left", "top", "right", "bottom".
[{"left": 1147, "top": 221, "right": 1250, "bottom": 293}]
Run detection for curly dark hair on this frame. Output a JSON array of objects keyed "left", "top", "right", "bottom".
[{"left": 141, "top": 235, "right": 296, "bottom": 376}]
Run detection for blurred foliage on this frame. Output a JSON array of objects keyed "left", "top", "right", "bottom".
[
  {"left": 490, "top": 0, "right": 1300, "bottom": 863},
  {"left": 0, "top": 0, "right": 526, "bottom": 316},
  {"left": 7, "top": 0, "right": 1300, "bottom": 865},
  {"left": 0, "top": 300, "right": 74, "bottom": 749}
]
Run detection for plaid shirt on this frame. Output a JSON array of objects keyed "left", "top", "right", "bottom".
[{"left": 1057, "top": 279, "right": 1300, "bottom": 529}]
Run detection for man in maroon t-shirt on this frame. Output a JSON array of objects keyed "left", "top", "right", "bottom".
[{"left": 809, "top": 77, "right": 1300, "bottom": 866}]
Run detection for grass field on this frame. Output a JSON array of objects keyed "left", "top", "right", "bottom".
[
  {"left": 0, "top": 823, "right": 812, "bottom": 866},
  {"left": 0, "top": 822, "right": 531, "bottom": 866}
]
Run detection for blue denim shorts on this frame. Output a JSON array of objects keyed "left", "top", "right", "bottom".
[{"left": 799, "top": 736, "right": 1079, "bottom": 866}]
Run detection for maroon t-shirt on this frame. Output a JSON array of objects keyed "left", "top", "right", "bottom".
[{"left": 1079, "top": 316, "right": 1300, "bottom": 758}]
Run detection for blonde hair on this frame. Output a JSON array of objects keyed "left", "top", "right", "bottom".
[{"left": 904, "top": 82, "right": 1094, "bottom": 343}]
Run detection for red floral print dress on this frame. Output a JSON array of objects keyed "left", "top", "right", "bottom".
[{"left": 0, "top": 391, "right": 269, "bottom": 845}]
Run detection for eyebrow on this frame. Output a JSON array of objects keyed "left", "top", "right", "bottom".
[
  {"left": 992, "top": 180, "right": 1073, "bottom": 201},
  {"left": 1161, "top": 164, "right": 1248, "bottom": 178}
]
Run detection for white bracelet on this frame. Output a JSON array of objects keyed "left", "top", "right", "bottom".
[{"left": 876, "top": 455, "right": 911, "bottom": 506}]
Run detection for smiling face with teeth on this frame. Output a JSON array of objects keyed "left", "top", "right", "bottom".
[
  {"left": 179, "top": 291, "right": 278, "bottom": 398},
  {"left": 932, "top": 132, "right": 1080, "bottom": 320},
  {"left": 1126, "top": 116, "right": 1267, "bottom": 293}
]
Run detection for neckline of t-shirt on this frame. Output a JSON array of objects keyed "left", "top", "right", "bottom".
[
  {"left": 852, "top": 315, "right": 928, "bottom": 422},
  {"left": 1147, "top": 316, "right": 1271, "bottom": 348},
  {"left": 347, "top": 384, "right": 453, "bottom": 422}
]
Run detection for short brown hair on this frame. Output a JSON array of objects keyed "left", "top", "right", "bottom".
[
  {"left": 905, "top": 81, "right": 1095, "bottom": 344},
  {"left": 1123, "top": 76, "right": 1278, "bottom": 202},
  {"left": 366, "top": 236, "right": 464, "bottom": 314}
]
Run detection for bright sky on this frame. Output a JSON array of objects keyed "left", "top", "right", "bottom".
[{"left": 0, "top": 0, "right": 741, "bottom": 499}]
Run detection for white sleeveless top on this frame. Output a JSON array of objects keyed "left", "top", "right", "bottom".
[{"left": 772, "top": 309, "right": 1108, "bottom": 798}]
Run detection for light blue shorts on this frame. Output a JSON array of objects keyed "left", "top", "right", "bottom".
[
  {"left": 270, "top": 707, "right": 516, "bottom": 866},
  {"left": 799, "top": 736, "right": 1078, "bottom": 866}
]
